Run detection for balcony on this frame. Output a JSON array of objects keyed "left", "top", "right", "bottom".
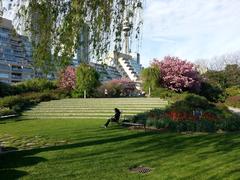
[
  {"left": 11, "top": 75, "right": 22, "bottom": 80},
  {"left": 12, "top": 68, "right": 23, "bottom": 73},
  {"left": 23, "top": 68, "right": 33, "bottom": 74}
]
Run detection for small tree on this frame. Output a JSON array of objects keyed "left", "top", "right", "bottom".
[
  {"left": 152, "top": 56, "right": 202, "bottom": 92},
  {"left": 140, "top": 66, "right": 161, "bottom": 91},
  {"left": 74, "top": 63, "right": 100, "bottom": 97},
  {"left": 224, "top": 64, "right": 240, "bottom": 87},
  {"left": 202, "top": 70, "right": 227, "bottom": 88},
  {"left": 58, "top": 66, "right": 76, "bottom": 91},
  {"left": 203, "top": 64, "right": 240, "bottom": 88}
]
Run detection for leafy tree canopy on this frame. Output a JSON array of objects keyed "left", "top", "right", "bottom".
[
  {"left": 203, "top": 64, "right": 240, "bottom": 88},
  {"left": 74, "top": 63, "right": 100, "bottom": 97},
  {"left": 140, "top": 66, "right": 161, "bottom": 91},
  {"left": 224, "top": 64, "right": 240, "bottom": 87},
  {"left": 15, "top": 0, "right": 144, "bottom": 73}
]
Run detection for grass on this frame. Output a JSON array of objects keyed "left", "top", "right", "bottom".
[
  {"left": 21, "top": 98, "right": 168, "bottom": 119},
  {"left": 0, "top": 98, "right": 240, "bottom": 179}
]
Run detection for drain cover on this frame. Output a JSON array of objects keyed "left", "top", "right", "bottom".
[{"left": 129, "top": 166, "right": 152, "bottom": 174}]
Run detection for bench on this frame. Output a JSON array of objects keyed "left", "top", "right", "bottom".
[
  {"left": 122, "top": 122, "right": 146, "bottom": 131},
  {"left": 0, "top": 114, "right": 18, "bottom": 119}
]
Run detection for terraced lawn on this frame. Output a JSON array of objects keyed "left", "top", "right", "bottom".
[
  {"left": 0, "top": 98, "right": 240, "bottom": 179},
  {"left": 22, "top": 98, "right": 168, "bottom": 119}
]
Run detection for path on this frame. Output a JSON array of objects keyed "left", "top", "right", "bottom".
[{"left": 228, "top": 106, "right": 240, "bottom": 116}]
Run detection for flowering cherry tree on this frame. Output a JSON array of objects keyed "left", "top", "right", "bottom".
[
  {"left": 58, "top": 66, "right": 76, "bottom": 90},
  {"left": 113, "top": 78, "right": 136, "bottom": 96},
  {"left": 99, "top": 78, "right": 136, "bottom": 97},
  {"left": 151, "top": 56, "right": 202, "bottom": 92}
]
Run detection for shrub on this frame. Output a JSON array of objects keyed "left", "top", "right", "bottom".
[
  {"left": 150, "top": 87, "right": 176, "bottom": 98},
  {"left": 0, "top": 90, "right": 67, "bottom": 117},
  {"left": 0, "top": 95, "right": 24, "bottom": 109},
  {"left": 0, "top": 82, "right": 14, "bottom": 97},
  {"left": 198, "top": 82, "right": 226, "bottom": 102},
  {"left": 170, "top": 120, "right": 216, "bottom": 132},
  {"left": 97, "top": 78, "right": 137, "bottom": 97},
  {"left": 151, "top": 56, "right": 202, "bottom": 92},
  {"left": 0, "top": 108, "right": 15, "bottom": 117},
  {"left": 131, "top": 112, "right": 148, "bottom": 124},
  {"left": 13, "top": 78, "right": 57, "bottom": 94},
  {"left": 167, "top": 94, "right": 212, "bottom": 112},
  {"left": 146, "top": 118, "right": 172, "bottom": 129},
  {"left": 129, "top": 94, "right": 240, "bottom": 132},
  {"left": 97, "top": 81, "right": 122, "bottom": 97},
  {"left": 0, "top": 79, "right": 57, "bottom": 98},
  {"left": 225, "top": 86, "right": 240, "bottom": 97},
  {"left": 217, "top": 115, "right": 240, "bottom": 131}
]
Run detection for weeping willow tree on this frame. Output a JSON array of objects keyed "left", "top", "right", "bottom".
[
  {"left": 12, "top": 0, "right": 144, "bottom": 75},
  {"left": 141, "top": 66, "right": 161, "bottom": 91}
]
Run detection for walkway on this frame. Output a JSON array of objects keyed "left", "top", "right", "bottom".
[{"left": 228, "top": 106, "right": 240, "bottom": 116}]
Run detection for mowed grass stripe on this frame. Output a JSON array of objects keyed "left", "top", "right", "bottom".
[
  {"left": 38, "top": 103, "right": 166, "bottom": 105},
  {"left": 35, "top": 105, "right": 167, "bottom": 108},
  {"left": 23, "top": 113, "right": 138, "bottom": 116},
  {"left": 36, "top": 103, "right": 168, "bottom": 106},
  {"left": 24, "top": 110, "right": 149, "bottom": 113},
  {"left": 23, "top": 98, "right": 168, "bottom": 119},
  {"left": 46, "top": 98, "right": 165, "bottom": 101},
  {"left": 26, "top": 107, "right": 163, "bottom": 112},
  {"left": 23, "top": 112, "right": 144, "bottom": 116},
  {"left": 20, "top": 116, "right": 115, "bottom": 119},
  {"left": 27, "top": 107, "right": 163, "bottom": 109}
]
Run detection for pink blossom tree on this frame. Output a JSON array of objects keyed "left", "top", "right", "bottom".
[
  {"left": 98, "top": 78, "right": 136, "bottom": 97},
  {"left": 58, "top": 66, "right": 76, "bottom": 91},
  {"left": 151, "top": 56, "right": 202, "bottom": 92}
]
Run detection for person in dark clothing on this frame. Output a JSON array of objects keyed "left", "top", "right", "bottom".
[{"left": 104, "top": 108, "right": 121, "bottom": 128}]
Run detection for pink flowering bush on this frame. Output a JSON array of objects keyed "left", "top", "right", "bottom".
[
  {"left": 151, "top": 56, "right": 202, "bottom": 92},
  {"left": 58, "top": 66, "right": 76, "bottom": 91},
  {"left": 98, "top": 78, "right": 136, "bottom": 97}
]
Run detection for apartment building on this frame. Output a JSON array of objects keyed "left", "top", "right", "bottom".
[{"left": 0, "top": 17, "right": 34, "bottom": 84}]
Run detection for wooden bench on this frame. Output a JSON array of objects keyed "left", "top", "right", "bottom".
[{"left": 122, "top": 122, "right": 146, "bottom": 131}]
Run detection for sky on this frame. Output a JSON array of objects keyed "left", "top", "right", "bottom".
[
  {"left": 2, "top": 0, "right": 240, "bottom": 67},
  {"left": 140, "top": 0, "right": 240, "bottom": 66}
]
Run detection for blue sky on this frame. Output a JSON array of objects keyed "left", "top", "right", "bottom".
[
  {"left": 140, "top": 0, "right": 240, "bottom": 66},
  {"left": 2, "top": 0, "right": 240, "bottom": 67}
]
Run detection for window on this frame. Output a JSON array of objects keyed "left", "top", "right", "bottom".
[
  {"left": 0, "top": 73, "right": 9, "bottom": 78},
  {"left": 8, "top": 3, "right": 12, "bottom": 10},
  {"left": 12, "top": 74, "right": 22, "bottom": 79},
  {"left": 0, "top": 64, "right": 10, "bottom": 71}
]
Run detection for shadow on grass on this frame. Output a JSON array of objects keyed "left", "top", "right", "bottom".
[
  {"left": 1, "top": 128, "right": 240, "bottom": 179},
  {"left": 22, "top": 131, "right": 154, "bottom": 155},
  {"left": 0, "top": 149, "right": 47, "bottom": 180},
  {"left": 0, "top": 169, "right": 28, "bottom": 179}
]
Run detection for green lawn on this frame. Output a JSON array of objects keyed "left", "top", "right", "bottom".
[{"left": 0, "top": 98, "right": 240, "bottom": 179}]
